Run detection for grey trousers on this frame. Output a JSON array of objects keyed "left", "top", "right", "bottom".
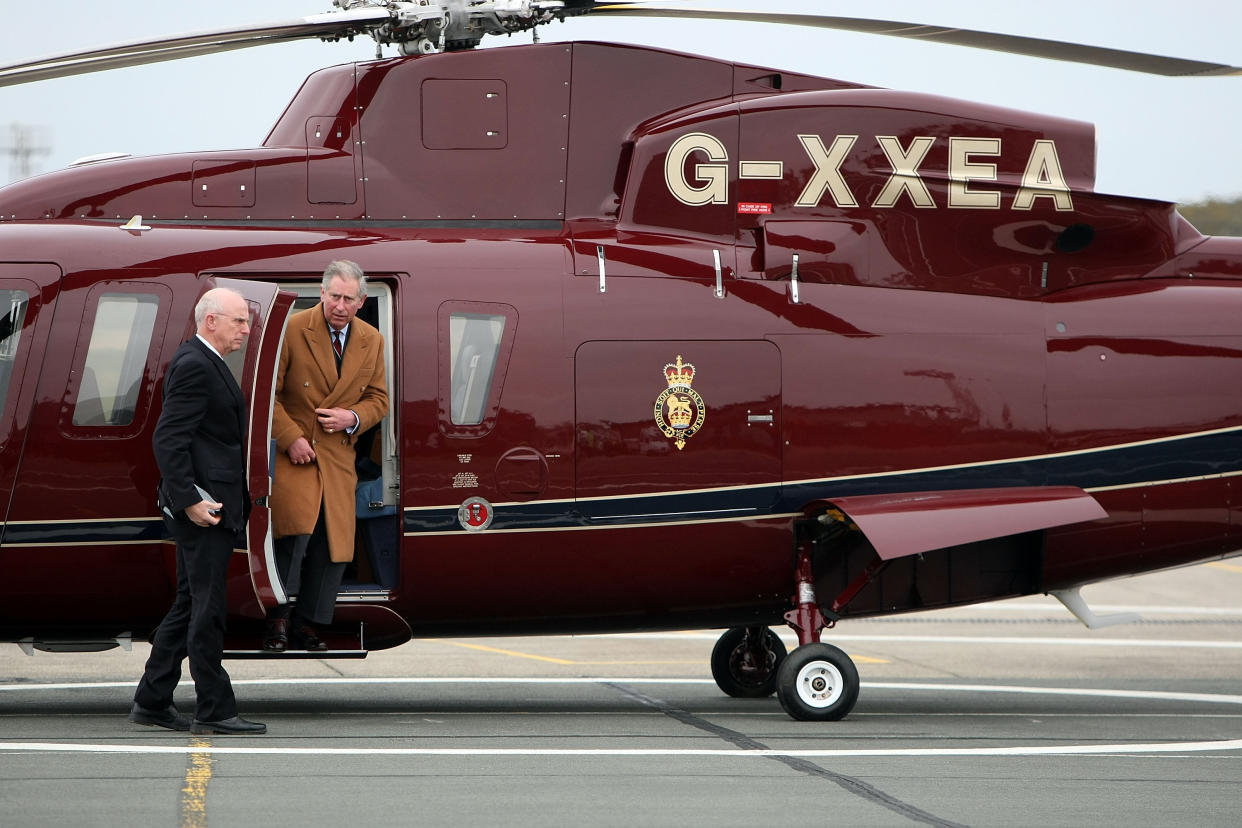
[{"left": 273, "top": 510, "right": 345, "bottom": 626}]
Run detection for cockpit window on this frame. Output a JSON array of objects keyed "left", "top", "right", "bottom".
[{"left": 72, "top": 293, "right": 159, "bottom": 426}]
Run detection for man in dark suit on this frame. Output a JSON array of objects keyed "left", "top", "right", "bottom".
[{"left": 130, "top": 287, "right": 266, "bottom": 735}]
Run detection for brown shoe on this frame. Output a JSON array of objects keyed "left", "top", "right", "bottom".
[
  {"left": 292, "top": 622, "right": 327, "bottom": 651},
  {"left": 262, "top": 617, "right": 289, "bottom": 652}
]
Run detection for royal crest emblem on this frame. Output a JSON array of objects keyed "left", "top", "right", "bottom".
[{"left": 653, "top": 355, "right": 707, "bottom": 450}]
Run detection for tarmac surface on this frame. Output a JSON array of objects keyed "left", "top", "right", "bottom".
[{"left": 2, "top": 559, "right": 1240, "bottom": 827}]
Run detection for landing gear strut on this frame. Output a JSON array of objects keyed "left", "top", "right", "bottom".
[{"left": 772, "top": 517, "right": 866, "bottom": 721}]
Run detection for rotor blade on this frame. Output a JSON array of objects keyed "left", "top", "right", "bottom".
[
  {"left": 587, "top": 4, "right": 1242, "bottom": 77},
  {"left": 0, "top": 8, "right": 390, "bottom": 88}
]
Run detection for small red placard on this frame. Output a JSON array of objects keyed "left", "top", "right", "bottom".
[{"left": 737, "top": 202, "right": 773, "bottom": 215}]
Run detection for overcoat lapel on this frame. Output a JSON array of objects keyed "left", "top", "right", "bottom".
[
  {"left": 322, "top": 329, "right": 371, "bottom": 408},
  {"left": 300, "top": 310, "right": 338, "bottom": 385}
]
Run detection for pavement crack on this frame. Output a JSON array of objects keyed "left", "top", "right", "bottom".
[{"left": 603, "top": 681, "right": 967, "bottom": 828}]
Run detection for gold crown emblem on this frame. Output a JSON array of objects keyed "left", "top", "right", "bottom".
[
  {"left": 663, "top": 355, "right": 695, "bottom": 388},
  {"left": 665, "top": 394, "right": 694, "bottom": 428}
]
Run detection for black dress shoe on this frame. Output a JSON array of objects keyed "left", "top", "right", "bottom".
[
  {"left": 291, "top": 622, "right": 327, "bottom": 651},
  {"left": 262, "top": 617, "right": 289, "bottom": 652},
  {"left": 190, "top": 716, "right": 267, "bottom": 735},
  {"left": 129, "top": 703, "right": 190, "bottom": 731}
]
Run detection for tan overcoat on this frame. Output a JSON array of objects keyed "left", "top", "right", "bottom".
[{"left": 269, "top": 304, "right": 389, "bottom": 562}]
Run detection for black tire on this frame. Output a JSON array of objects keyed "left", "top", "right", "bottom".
[
  {"left": 775, "top": 642, "right": 859, "bottom": 721},
  {"left": 710, "top": 626, "right": 787, "bottom": 698}
]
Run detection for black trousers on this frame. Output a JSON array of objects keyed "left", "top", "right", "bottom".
[
  {"left": 272, "top": 509, "right": 345, "bottom": 626},
  {"left": 134, "top": 521, "right": 238, "bottom": 722}
]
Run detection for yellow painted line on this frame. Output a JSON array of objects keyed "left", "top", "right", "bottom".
[
  {"left": 437, "top": 641, "right": 575, "bottom": 665},
  {"left": 432, "top": 640, "right": 889, "bottom": 665},
  {"left": 568, "top": 660, "right": 702, "bottom": 666},
  {"left": 1206, "top": 561, "right": 1242, "bottom": 574},
  {"left": 181, "top": 737, "right": 213, "bottom": 828}
]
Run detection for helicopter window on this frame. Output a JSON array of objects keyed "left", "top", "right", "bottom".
[
  {"left": 436, "top": 301, "right": 517, "bottom": 437},
  {"left": 72, "top": 293, "right": 159, "bottom": 427},
  {"left": 448, "top": 313, "right": 505, "bottom": 425},
  {"left": 0, "top": 290, "right": 30, "bottom": 422}
]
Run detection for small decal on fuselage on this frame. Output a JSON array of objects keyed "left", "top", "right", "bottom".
[{"left": 458, "top": 497, "right": 494, "bottom": 531}]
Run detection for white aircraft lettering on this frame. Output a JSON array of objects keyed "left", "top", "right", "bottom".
[
  {"left": 1014, "top": 139, "right": 1074, "bottom": 211},
  {"left": 664, "top": 132, "right": 730, "bottom": 206},
  {"left": 794, "top": 134, "right": 859, "bottom": 208},
  {"left": 663, "top": 133, "right": 1074, "bottom": 211},
  {"left": 948, "top": 137, "right": 1002, "bottom": 209},
  {"left": 872, "top": 136, "right": 936, "bottom": 209}
]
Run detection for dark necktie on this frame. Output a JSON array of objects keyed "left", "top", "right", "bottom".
[{"left": 332, "top": 330, "right": 343, "bottom": 374}]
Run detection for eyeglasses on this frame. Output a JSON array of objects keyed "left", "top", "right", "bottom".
[{"left": 212, "top": 314, "right": 250, "bottom": 326}]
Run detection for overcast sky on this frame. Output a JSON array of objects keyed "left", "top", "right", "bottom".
[{"left": 1, "top": 1, "right": 1239, "bottom": 204}]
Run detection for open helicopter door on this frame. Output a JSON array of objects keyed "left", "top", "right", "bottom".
[
  {"left": 209, "top": 277, "right": 295, "bottom": 621},
  {"left": 0, "top": 264, "right": 57, "bottom": 533}
]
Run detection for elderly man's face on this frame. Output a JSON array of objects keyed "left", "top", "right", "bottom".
[
  {"left": 322, "top": 275, "right": 364, "bottom": 331},
  {"left": 208, "top": 294, "right": 251, "bottom": 356}
]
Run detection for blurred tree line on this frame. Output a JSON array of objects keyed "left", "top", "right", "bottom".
[{"left": 1179, "top": 197, "right": 1242, "bottom": 236}]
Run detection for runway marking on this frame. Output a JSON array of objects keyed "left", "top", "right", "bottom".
[
  {"left": 1, "top": 740, "right": 1240, "bottom": 758},
  {"left": 604, "top": 680, "right": 964, "bottom": 827},
  {"left": 576, "top": 603, "right": 1242, "bottom": 617},
  {"left": 434, "top": 641, "right": 575, "bottom": 665},
  {"left": 1207, "top": 561, "right": 1242, "bottom": 574},
  {"left": 3, "top": 679, "right": 1241, "bottom": 760},
  {"left": 181, "top": 737, "right": 212, "bottom": 828},
  {"left": 431, "top": 641, "right": 888, "bottom": 666},
  {"left": 3, "top": 676, "right": 1242, "bottom": 706},
  {"left": 587, "top": 633, "right": 1242, "bottom": 648}
]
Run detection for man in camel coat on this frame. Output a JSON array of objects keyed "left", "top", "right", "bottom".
[{"left": 264, "top": 260, "right": 389, "bottom": 651}]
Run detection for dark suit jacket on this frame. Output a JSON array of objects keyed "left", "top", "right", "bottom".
[{"left": 153, "top": 337, "right": 250, "bottom": 533}]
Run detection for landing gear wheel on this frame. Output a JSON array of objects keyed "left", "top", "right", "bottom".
[
  {"left": 776, "top": 643, "right": 859, "bottom": 721},
  {"left": 710, "top": 626, "right": 787, "bottom": 698}
]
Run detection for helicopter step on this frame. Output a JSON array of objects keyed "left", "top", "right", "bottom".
[{"left": 223, "top": 647, "right": 367, "bottom": 660}]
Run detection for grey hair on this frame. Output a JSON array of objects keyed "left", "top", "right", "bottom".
[
  {"left": 322, "top": 259, "right": 367, "bottom": 298},
  {"left": 194, "top": 287, "right": 245, "bottom": 328}
]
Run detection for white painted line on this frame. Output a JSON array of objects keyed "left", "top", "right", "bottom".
[
  {"left": 2, "top": 678, "right": 1241, "bottom": 707},
  {"left": 0, "top": 678, "right": 717, "bottom": 692},
  {"left": 2, "top": 679, "right": 1240, "bottom": 758},
  {"left": 882, "top": 603, "right": 1242, "bottom": 616},
  {"left": 1, "top": 740, "right": 1240, "bottom": 758},
  {"left": 863, "top": 682, "right": 1242, "bottom": 706},
  {"left": 584, "top": 633, "right": 1242, "bottom": 648}
]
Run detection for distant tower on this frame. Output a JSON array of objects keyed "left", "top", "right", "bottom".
[{"left": 2, "top": 122, "right": 52, "bottom": 182}]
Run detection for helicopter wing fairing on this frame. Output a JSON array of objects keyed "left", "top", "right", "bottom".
[{"left": 809, "top": 486, "right": 1107, "bottom": 562}]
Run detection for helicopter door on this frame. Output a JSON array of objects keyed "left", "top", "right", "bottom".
[
  {"left": 575, "top": 339, "right": 782, "bottom": 518},
  {"left": 209, "top": 277, "right": 295, "bottom": 619},
  {"left": 0, "top": 265, "right": 57, "bottom": 532}
]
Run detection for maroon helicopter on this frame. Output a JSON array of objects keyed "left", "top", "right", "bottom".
[{"left": 0, "top": 2, "right": 1240, "bottom": 721}]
